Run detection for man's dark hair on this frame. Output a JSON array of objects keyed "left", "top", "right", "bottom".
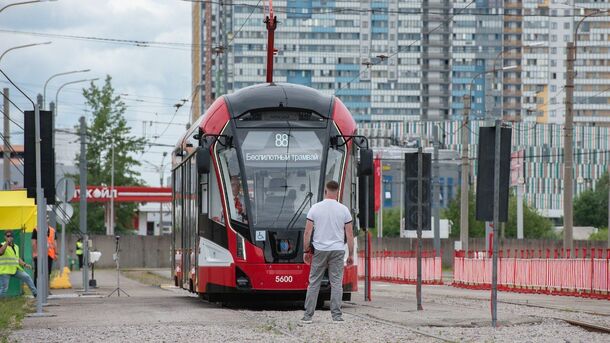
[{"left": 325, "top": 180, "right": 340, "bottom": 192}]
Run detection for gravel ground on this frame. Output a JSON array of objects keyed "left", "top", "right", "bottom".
[
  {"left": 418, "top": 318, "right": 609, "bottom": 343},
  {"left": 11, "top": 270, "right": 610, "bottom": 343}
]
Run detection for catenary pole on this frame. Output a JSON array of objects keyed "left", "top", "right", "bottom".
[
  {"left": 109, "top": 139, "right": 115, "bottom": 236},
  {"left": 34, "top": 103, "right": 49, "bottom": 310},
  {"left": 460, "top": 94, "right": 470, "bottom": 252},
  {"left": 2, "top": 88, "right": 9, "bottom": 190},
  {"left": 433, "top": 125, "right": 441, "bottom": 257},
  {"left": 79, "top": 116, "right": 90, "bottom": 293}
]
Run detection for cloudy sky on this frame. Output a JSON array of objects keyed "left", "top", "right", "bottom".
[{"left": 1, "top": 0, "right": 191, "bottom": 186}]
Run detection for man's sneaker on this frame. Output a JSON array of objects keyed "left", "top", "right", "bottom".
[
  {"left": 300, "top": 316, "right": 313, "bottom": 324},
  {"left": 332, "top": 316, "right": 345, "bottom": 323}
]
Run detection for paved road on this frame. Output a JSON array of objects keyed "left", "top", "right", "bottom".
[{"left": 12, "top": 268, "right": 610, "bottom": 342}]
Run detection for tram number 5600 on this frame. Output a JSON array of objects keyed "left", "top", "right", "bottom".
[
  {"left": 275, "top": 275, "right": 293, "bottom": 283},
  {"left": 275, "top": 133, "right": 289, "bottom": 147}
]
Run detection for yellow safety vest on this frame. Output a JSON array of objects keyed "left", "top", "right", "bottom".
[
  {"left": 0, "top": 242, "right": 21, "bottom": 275},
  {"left": 76, "top": 241, "right": 83, "bottom": 255}
]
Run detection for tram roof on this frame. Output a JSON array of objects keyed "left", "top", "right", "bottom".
[{"left": 223, "top": 83, "right": 334, "bottom": 118}]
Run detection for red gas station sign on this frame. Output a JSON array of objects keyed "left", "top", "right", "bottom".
[{"left": 71, "top": 186, "right": 171, "bottom": 203}]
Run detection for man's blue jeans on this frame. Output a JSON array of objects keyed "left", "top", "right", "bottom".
[{"left": 0, "top": 271, "right": 38, "bottom": 297}]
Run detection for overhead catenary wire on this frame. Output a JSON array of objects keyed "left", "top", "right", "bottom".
[
  {"left": 0, "top": 107, "right": 25, "bottom": 131},
  {"left": 181, "top": 0, "right": 586, "bottom": 18}
]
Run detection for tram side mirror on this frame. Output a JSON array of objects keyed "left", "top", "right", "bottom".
[
  {"left": 196, "top": 147, "right": 211, "bottom": 174},
  {"left": 358, "top": 149, "right": 373, "bottom": 176}
]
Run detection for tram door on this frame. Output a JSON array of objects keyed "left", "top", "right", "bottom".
[
  {"left": 182, "top": 159, "right": 192, "bottom": 289},
  {"left": 190, "top": 157, "right": 199, "bottom": 291}
]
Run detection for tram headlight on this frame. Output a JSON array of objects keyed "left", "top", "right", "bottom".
[{"left": 236, "top": 234, "right": 246, "bottom": 260}]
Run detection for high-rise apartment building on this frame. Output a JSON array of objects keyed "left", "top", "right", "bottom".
[{"left": 191, "top": 1, "right": 610, "bottom": 218}]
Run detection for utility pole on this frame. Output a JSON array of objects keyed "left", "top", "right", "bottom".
[
  {"left": 460, "top": 94, "right": 470, "bottom": 252},
  {"left": 2, "top": 88, "right": 9, "bottom": 190},
  {"left": 378, "top": 157, "right": 383, "bottom": 238},
  {"left": 109, "top": 139, "right": 115, "bottom": 236},
  {"left": 158, "top": 152, "right": 167, "bottom": 236},
  {"left": 34, "top": 103, "right": 49, "bottom": 312},
  {"left": 563, "top": 41, "right": 575, "bottom": 252},
  {"left": 608, "top": 163, "right": 609, "bottom": 249},
  {"left": 79, "top": 116, "right": 90, "bottom": 293},
  {"left": 433, "top": 125, "right": 441, "bottom": 257}
]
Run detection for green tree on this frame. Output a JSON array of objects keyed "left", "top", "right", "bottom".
[
  {"left": 574, "top": 172, "right": 609, "bottom": 228},
  {"left": 589, "top": 227, "right": 608, "bottom": 241},
  {"left": 505, "top": 195, "right": 556, "bottom": 238},
  {"left": 441, "top": 189, "right": 485, "bottom": 238},
  {"left": 442, "top": 189, "right": 555, "bottom": 239},
  {"left": 68, "top": 76, "right": 146, "bottom": 234}
]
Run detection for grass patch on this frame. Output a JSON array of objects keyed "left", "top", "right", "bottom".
[
  {"left": 0, "top": 297, "right": 30, "bottom": 342},
  {"left": 121, "top": 270, "right": 171, "bottom": 287}
]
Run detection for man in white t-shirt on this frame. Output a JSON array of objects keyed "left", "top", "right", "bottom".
[{"left": 301, "top": 180, "right": 354, "bottom": 323}]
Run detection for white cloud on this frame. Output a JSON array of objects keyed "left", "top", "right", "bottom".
[{"left": 0, "top": 0, "right": 192, "bottom": 186}]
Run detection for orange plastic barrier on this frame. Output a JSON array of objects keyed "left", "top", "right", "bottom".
[
  {"left": 453, "top": 249, "right": 610, "bottom": 300},
  {"left": 357, "top": 250, "right": 443, "bottom": 285}
]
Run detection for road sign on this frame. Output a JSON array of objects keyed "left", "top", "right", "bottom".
[
  {"left": 56, "top": 203, "right": 74, "bottom": 225},
  {"left": 56, "top": 178, "right": 76, "bottom": 203}
]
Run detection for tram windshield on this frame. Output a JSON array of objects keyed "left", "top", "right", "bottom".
[{"left": 237, "top": 130, "right": 327, "bottom": 230}]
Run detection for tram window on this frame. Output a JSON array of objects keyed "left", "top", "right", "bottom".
[
  {"left": 218, "top": 147, "right": 248, "bottom": 224},
  {"left": 342, "top": 152, "right": 352, "bottom": 209},
  {"left": 173, "top": 165, "right": 183, "bottom": 247},
  {"left": 238, "top": 130, "right": 324, "bottom": 230},
  {"left": 200, "top": 174, "right": 208, "bottom": 215},
  {"left": 326, "top": 145, "right": 345, "bottom": 185},
  {"left": 209, "top": 160, "right": 224, "bottom": 224}
]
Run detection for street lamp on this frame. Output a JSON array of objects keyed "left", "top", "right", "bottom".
[
  {"left": 564, "top": 9, "right": 610, "bottom": 252},
  {"left": 492, "top": 42, "right": 546, "bottom": 121},
  {"left": 0, "top": 41, "right": 51, "bottom": 63},
  {"left": 0, "top": 0, "right": 57, "bottom": 14},
  {"left": 459, "top": 65, "right": 517, "bottom": 253},
  {"left": 54, "top": 78, "right": 98, "bottom": 117},
  {"left": 43, "top": 69, "right": 91, "bottom": 109},
  {"left": 51, "top": 77, "right": 98, "bottom": 241}
]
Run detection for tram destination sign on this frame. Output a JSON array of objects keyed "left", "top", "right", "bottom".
[{"left": 244, "top": 152, "right": 320, "bottom": 162}]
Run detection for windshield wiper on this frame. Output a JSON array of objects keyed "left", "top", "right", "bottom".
[{"left": 287, "top": 191, "right": 313, "bottom": 230}]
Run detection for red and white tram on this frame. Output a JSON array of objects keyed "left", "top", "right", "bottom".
[{"left": 171, "top": 83, "right": 374, "bottom": 303}]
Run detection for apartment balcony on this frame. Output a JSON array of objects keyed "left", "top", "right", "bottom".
[
  {"left": 504, "top": 1, "right": 522, "bottom": 9},
  {"left": 503, "top": 27, "right": 523, "bottom": 34},
  {"left": 502, "top": 77, "right": 522, "bottom": 84},
  {"left": 503, "top": 90, "right": 522, "bottom": 97},
  {"left": 421, "top": 76, "right": 450, "bottom": 84},
  {"left": 422, "top": 89, "right": 450, "bottom": 97},
  {"left": 422, "top": 64, "right": 451, "bottom": 72}
]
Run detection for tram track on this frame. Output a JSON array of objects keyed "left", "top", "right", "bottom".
[
  {"left": 342, "top": 309, "right": 455, "bottom": 342},
  {"left": 215, "top": 303, "right": 305, "bottom": 342},
  {"left": 556, "top": 318, "right": 610, "bottom": 334}
]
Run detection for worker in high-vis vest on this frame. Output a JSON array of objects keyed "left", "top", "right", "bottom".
[
  {"left": 32, "top": 226, "right": 57, "bottom": 287},
  {"left": 0, "top": 230, "right": 37, "bottom": 297},
  {"left": 75, "top": 238, "right": 83, "bottom": 270}
]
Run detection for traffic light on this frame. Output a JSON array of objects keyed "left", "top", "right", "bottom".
[
  {"left": 24, "top": 110, "right": 55, "bottom": 204},
  {"left": 404, "top": 152, "right": 431, "bottom": 231}
]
